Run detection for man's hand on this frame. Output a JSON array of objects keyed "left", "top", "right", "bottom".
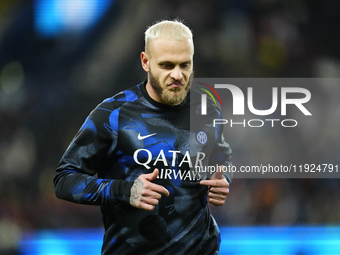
[
  {"left": 200, "top": 166, "right": 230, "bottom": 206},
  {"left": 130, "top": 169, "right": 170, "bottom": 211}
]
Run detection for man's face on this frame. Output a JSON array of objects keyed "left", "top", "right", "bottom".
[{"left": 141, "top": 38, "right": 194, "bottom": 105}]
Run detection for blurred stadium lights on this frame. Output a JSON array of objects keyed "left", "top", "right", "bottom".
[
  {"left": 0, "top": 60, "right": 25, "bottom": 95},
  {"left": 34, "top": 0, "right": 114, "bottom": 38},
  {"left": 0, "top": 60, "right": 26, "bottom": 111},
  {"left": 19, "top": 226, "right": 340, "bottom": 255}
]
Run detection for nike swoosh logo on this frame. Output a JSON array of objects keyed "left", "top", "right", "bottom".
[{"left": 138, "top": 133, "right": 156, "bottom": 140}]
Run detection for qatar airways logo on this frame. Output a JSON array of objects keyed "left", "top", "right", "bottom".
[
  {"left": 199, "top": 83, "right": 312, "bottom": 128},
  {"left": 133, "top": 149, "right": 206, "bottom": 181}
]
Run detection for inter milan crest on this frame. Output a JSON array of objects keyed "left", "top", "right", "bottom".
[{"left": 196, "top": 131, "right": 208, "bottom": 145}]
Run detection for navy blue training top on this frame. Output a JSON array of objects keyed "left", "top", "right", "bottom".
[{"left": 54, "top": 80, "right": 232, "bottom": 255}]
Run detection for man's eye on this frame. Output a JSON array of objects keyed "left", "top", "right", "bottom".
[{"left": 161, "top": 64, "right": 173, "bottom": 69}]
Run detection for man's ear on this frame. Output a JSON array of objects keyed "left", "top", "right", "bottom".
[{"left": 141, "top": 52, "right": 150, "bottom": 72}]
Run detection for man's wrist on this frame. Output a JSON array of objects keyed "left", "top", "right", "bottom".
[{"left": 110, "top": 180, "right": 134, "bottom": 204}]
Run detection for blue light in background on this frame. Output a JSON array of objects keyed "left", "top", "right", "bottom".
[
  {"left": 219, "top": 226, "right": 340, "bottom": 254},
  {"left": 34, "top": 0, "right": 114, "bottom": 38},
  {"left": 19, "top": 228, "right": 104, "bottom": 255},
  {"left": 19, "top": 226, "right": 340, "bottom": 255}
]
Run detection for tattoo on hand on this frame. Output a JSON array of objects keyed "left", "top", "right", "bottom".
[{"left": 130, "top": 178, "right": 144, "bottom": 206}]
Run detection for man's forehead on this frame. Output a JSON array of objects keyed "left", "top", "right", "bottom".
[{"left": 148, "top": 38, "right": 194, "bottom": 58}]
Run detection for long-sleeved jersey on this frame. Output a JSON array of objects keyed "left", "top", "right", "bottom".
[{"left": 54, "top": 80, "right": 232, "bottom": 255}]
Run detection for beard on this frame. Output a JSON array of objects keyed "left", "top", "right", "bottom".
[{"left": 149, "top": 69, "right": 194, "bottom": 105}]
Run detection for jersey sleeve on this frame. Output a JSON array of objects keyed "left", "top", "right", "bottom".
[
  {"left": 54, "top": 102, "right": 133, "bottom": 206},
  {"left": 208, "top": 104, "right": 233, "bottom": 185},
  {"left": 210, "top": 129, "right": 233, "bottom": 184}
]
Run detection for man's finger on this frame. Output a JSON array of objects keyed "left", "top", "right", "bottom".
[
  {"left": 145, "top": 169, "right": 169, "bottom": 196},
  {"left": 144, "top": 168, "right": 159, "bottom": 181},
  {"left": 211, "top": 170, "right": 224, "bottom": 179},
  {"left": 210, "top": 165, "right": 225, "bottom": 179},
  {"left": 208, "top": 186, "right": 229, "bottom": 194},
  {"left": 200, "top": 179, "right": 229, "bottom": 187},
  {"left": 149, "top": 183, "right": 169, "bottom": 196},
  {"left": 139, "top": 202, "right": 156, "bottom": 211},
  {"left": 139, "top": 169, "right": 170, "bottom": 197},
  {"left": 208, "top": 191, "right": 229, "bottom": 200},
  {"left": 140, "top": 196, "right": 160, "bottom": 206},
  {"left": 141, "top": 189, "right": 162, "bottom": 199},
  {"left": 207, "top": 198, "right": 225, "bottom": 206}
]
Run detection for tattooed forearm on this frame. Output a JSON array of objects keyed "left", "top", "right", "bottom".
[{"left": 130, "top": 178, "right": 144, "bottom": 207}]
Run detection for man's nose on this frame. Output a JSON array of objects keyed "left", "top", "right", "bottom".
[{"left": 170, "top": 67, "right": 183, "bottom": 81}]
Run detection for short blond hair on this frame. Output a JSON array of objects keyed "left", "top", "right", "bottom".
[{"left": 145, "top": 20, "right": 193, "bottom": 54}]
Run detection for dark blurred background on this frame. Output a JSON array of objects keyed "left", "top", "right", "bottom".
[{"left": 1, "top": 0, "right": 340, "bottom": 253}]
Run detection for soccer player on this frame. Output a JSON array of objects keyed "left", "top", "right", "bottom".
[{"left": 54, "top": 19, "right": 232, "bottom": 255}]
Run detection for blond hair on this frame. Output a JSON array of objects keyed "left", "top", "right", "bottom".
[{"left": 145, "top": 20, "right": 193, "bottom": 54}]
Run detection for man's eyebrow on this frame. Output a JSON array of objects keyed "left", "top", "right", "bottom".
[
  {"left": 158, "top": 61, "right": 174, "bottom": 65},
  {"left": 158, "top": 60, "right": 192, "bottom": 65}
]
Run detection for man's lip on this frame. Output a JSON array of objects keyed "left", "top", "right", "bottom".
[{"left": 169, "top": 83, "right": 183, "bottom": 87}]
